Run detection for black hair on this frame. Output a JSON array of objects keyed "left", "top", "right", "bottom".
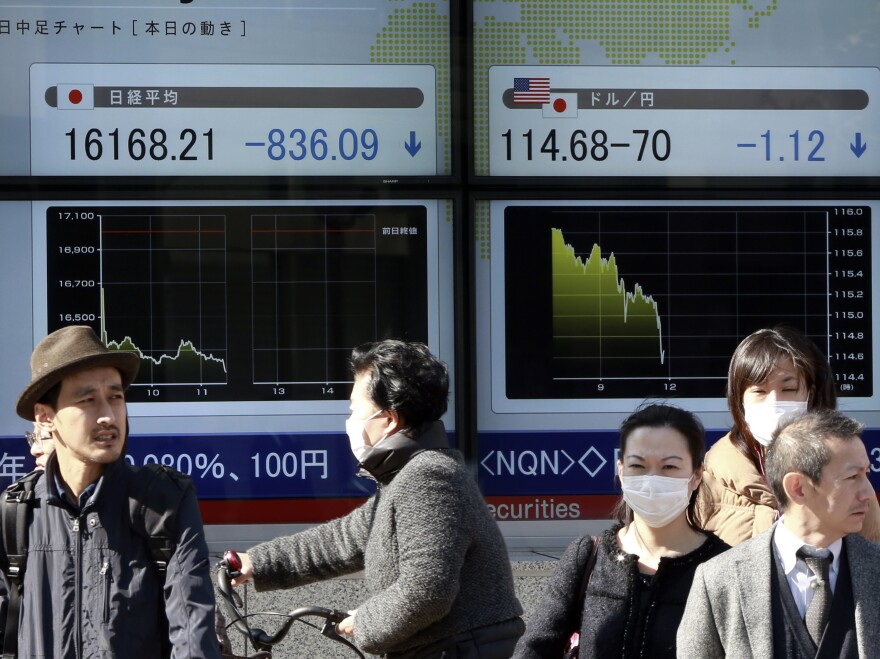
[
  {"left": 614, "top": 402, "right": 706, "bottom": 526},
  {"left": 349, "top": 340, "right": 448, "bottom": 434}
]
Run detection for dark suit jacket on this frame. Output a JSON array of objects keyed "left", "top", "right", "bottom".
[{"left": 676, "top": 524, "right": 880, "bottom": 658}]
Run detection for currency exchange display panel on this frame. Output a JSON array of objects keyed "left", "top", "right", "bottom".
[
  {"left": 472, "top": 0, "right": 880, "bottom": 179},
  {"left": 474, "top": 199, "right": 880, "bottom": 529}
]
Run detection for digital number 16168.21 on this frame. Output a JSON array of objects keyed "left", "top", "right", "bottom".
[{"left": 64, "top": 127, "right": 214, "bottom": 161}]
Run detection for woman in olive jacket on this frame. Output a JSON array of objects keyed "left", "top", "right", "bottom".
[{"left": 693, "top": 326, "right": 880, "bottom": 546}]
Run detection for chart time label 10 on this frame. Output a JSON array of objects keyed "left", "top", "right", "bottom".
[
  {"left": 30, "top": 64, "right": 437, "bottom": 177},
  {"left": 488, "top": 66, "right": 880, "bottom": 177}
]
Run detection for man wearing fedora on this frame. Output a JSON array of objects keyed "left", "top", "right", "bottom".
[
  {"left": 0, "top": 325, "right": 221, "bottom": 658},
  {"left": 677, "top": 409, "right": 880, "bottom": 658}
]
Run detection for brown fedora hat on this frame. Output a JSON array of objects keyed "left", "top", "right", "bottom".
[{"left": 16, "top": 325, "right": 140, "bottom": 421}]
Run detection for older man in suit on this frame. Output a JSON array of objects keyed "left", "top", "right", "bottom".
[{"left": 677, "top": 408, "right": 880, "bottom": 659}]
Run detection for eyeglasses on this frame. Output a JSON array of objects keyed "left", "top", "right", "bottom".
[{"left": 25, "top": 431, "right": 53, "bottom": 449}]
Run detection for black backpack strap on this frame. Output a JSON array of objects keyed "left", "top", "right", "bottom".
[
  {"left": 127, "top": 463, "right": 192, "bottom": 577},
  {"left": 126, "top": 464, "right": 192, "bottom": 659},
  {"left": 0, "top": 471, "right": 42, "bottom": 659}
]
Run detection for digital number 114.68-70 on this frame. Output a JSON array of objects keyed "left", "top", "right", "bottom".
[{"left": 500, "top": 128, "right": 671, "bottom": 162}]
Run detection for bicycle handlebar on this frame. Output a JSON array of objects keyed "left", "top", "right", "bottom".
[{"left": 216, "top": 551, "right": 365, "bottom": 658}]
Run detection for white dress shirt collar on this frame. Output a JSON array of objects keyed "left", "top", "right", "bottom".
[{"left": 774, "top": 519, "right": 843, "bottom": 575}]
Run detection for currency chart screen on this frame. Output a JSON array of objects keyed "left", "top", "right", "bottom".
[{"left": 491, "top": 202, "right": 873, "bottom": 409}]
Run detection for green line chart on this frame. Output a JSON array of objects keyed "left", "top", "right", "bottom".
[{"left": 552, "top": 227, "right": 665, "bottom": 367}]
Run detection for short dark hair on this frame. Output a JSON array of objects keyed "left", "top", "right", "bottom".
[
  {"left": 727, "top": 325, "right": 836, "bottom": 468},
  {"left": 614, "top": 403, "right": 706, "bottom": 525},
  {"left": 36, "top": 381, "right": 61, "bottom": 411},
  {"left": 350, "top": 340, "right": 448, "bottom": 434},
  {"left": 765, "top": 409, "right": 864, "bottom": 510}
]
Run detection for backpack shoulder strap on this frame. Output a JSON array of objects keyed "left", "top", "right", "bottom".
[
  {"left": 127, "top": 463, "right": 193, "bottom": 659},
  {"left": 0, "top": 470, "right": 43, "bottom": 659},
  {"left": 126, "top": 463, "right": 193, "bottom": 575},
  {"left": 0, "top": 470, "right": 42, "bottom": 576}
]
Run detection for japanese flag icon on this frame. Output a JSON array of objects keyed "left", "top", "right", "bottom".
[
  {"left": 543, "top": 93, "right": 578, "bottom": 118},
  {"left": 56, "top": 84, "right": 94, "bottom": 110}
]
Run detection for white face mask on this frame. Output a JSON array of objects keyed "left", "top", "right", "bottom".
[
  {"left": 619, "top": 474, "right": 695, "bottom": 528},
  {"left": 743, "top": 400, "right": 808, "bottom": 447},
  {"left": 345, "top": 409, "right": 384, "bottom": 462}
]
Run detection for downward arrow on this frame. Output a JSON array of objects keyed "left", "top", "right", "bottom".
[
  {"left": 404, "top": 131, "right": 422, "bottom": 157},
  {"left": 850, "top": 132, "right": 867, "bottom": 158}
]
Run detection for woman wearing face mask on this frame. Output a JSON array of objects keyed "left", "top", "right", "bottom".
[
  {"left": 694, "top": 325, "right": 880, "bottom": 545},
  {"left": 513, "top": 403, "right": 729, "bottom": 659},
  {"left": 229, "top": 340, "right": 525, "bottom": 659}
]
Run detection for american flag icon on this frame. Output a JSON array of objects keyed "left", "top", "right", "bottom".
[{"left": 513, "top": 77, "right": 551, "bottom": 104}]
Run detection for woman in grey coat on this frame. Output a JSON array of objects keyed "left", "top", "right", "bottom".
[{"left": 231, "top": 340, "right": 524, "bottom": 658}]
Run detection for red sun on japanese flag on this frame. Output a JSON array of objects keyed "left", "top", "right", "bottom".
[
  {"left": 56, "top": 84, "right": 95, "bottom": 110},
  {"left": 542, "top": 93, "right": 579, "bottom": 118}
]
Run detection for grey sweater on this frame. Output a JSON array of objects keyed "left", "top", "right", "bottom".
[{"left": 247, "top": 422, "right": 523, "bottom": 655}]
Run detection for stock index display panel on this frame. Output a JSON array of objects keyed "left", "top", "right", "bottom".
[
  {"left": 0, "top": 198, "right": 456, "bottom": 520},
  {"left": 0, "top": 0, "right": 458, "bottom": 526},
  {"left": 0, "top": 0, "right": 453, "bottom": 179},
  {"left": 45, "top": 204, "right": 428, "bottom": 405},
  {"left": 473, "top": 0, "right": 880, "bottom": 179},
  {"left": 36, "top": 200, "right": 445, "bottom": 418}
]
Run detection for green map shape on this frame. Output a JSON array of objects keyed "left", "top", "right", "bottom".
[
  {"left": 473, "top": 0, "right": 781, "bottom": 174},
  {"left": 370, "top": 1, "right": 452, "bottom": 175}
]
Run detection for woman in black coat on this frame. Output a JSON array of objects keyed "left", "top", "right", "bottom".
[{"left": 513, "top": 404, "right": 729, "bottom": 659}]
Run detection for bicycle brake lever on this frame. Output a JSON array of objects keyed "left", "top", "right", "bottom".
[
  {"left": 320, "top": 621, "right": 366, "bottom": 659},
  {"left": 325, "top": 609, "right": 349, "bottom": 625},
  {"left": 251, "top": 628, "right": 274, "bottom": 646},
  {"left": 319, "top": 610, "right": 349, "bottom": 641}
]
